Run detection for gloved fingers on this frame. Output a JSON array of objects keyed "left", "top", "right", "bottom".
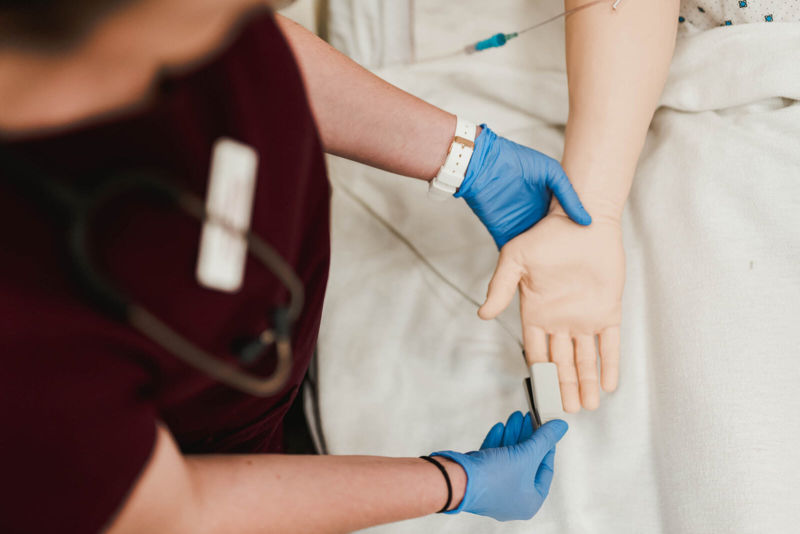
[
  {"left": 519, "top": 413, "right": 535, "bottom": 442},
  {"left": 550, "top": 333, "right": 581, "bottom": 413},
  {"left": 522, "top": 420, "right": 568, "bottom": 459},
  {"left": 599, "top": 326, "right": 621, "bottom": 392},
  {"left": 575, "top": 335, "right": 600, "bottom": 411},
  {"left": 534, "top": 448, "right": 557, "bottom": 497},
  {"left": 481, "top": 421, "right": 506, "bottom": 450},
  {"left": 523, "top": 325, "right": 548, "bottom": 366},
  {"left": 502, "top": 411, "right": 524, "bottom": 447},
  {"left": 546, "top": 164, "right": 592, "bottom": 226},
  {"left": 478, "top": 253, "right": 523, "bottom": 320}
]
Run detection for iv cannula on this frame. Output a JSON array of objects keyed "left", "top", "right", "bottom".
[{"left": 467, "top": 0, "right": 622, "bottom": 54}]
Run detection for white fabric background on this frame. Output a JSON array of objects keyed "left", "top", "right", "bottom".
[
  {"left": 326, "top": 0, "right": 415, "bottom": 67},
  {"left": 317, "top": 4, "right": 800, "bottom": 533},
  {"left": 278, "top": 0, "right": 318, "bottom": 33}
]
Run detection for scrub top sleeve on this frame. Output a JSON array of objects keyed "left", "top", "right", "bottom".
[{"left": 0, "top": 326, "right": 158, "bottom": 534}]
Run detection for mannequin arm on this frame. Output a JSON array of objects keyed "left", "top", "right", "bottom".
[
  {"left": 480, "top": 0, "right": 680, "bottom": 411},
  {"left": 558, "top": 0, "right": 680, "bottom": 219}
]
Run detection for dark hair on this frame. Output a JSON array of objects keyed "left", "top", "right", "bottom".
[{"left": 0, "top": 0, "right": 132, "bottom": 50}]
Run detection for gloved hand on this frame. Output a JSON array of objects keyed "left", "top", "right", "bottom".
[
  {"left": 457, "top": 125, "right": 591, "bottom": 249},
  {"left": 432, "top": 412, "right": 568, "bottom": 522}
]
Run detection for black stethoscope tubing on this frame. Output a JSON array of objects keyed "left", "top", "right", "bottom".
[{"left": 0, "top": 146, "right": 303, "bottom": 397}]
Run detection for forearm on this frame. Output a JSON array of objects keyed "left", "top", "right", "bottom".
[
  {"left": 559, "top": 0, "right": 679, "bottom": 219},
  {"left": 188, "top": 453, "right": 466, "bottom": 533},
  {"left": 109, "top": 426, "right": 466, "bottom": 534},
  {"left": 275, "top": 14, "right": 455, "bottom": 181}
]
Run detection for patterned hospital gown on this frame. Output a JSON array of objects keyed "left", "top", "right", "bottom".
[{"left": 678, "top": 0, "right": 800, "bottom": 31}]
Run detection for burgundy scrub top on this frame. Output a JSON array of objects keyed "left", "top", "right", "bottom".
[{"left": 0, "top": 10, "right": 330, "bottom": 534}]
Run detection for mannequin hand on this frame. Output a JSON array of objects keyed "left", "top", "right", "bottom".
[
  {"left": 456, "top": 126, "right": 591, "bottom": 249},
  {"left": 433, "top": 412, "right": 567, "bottom": 522},
  {"left": 479, "top": 214, "right": 625, "bottom": 412}
]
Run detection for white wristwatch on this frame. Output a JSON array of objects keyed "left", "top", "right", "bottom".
[{"left": 428, "top": 117, "right": 478, "bottom": 200}]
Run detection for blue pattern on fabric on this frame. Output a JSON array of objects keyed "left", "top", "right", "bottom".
[{"left": 678, "top": 1, "right": 800, "bottom": 29}]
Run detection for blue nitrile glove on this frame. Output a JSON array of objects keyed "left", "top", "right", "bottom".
[
  {"left": 456, "top": 125, "right": 591, "bottom": 249},
  {"left": 432, "top": 412, "right": 567, "bottom": 522}
]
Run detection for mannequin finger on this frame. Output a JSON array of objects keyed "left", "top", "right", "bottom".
[
  {"left": 574, "top": 335, "right": 600, "bottom": 410},
  {"left": 478, "top": 255, "right": 522, "bottom": 320},
  {"left": 550, "top": 333, "right": 581, "bottom": 413},
  {"left": 523, "top": 325, "right": 548, "bottom": 366},
  {"left": 599, "top": 326, "right": 621, "bottom": 392}
]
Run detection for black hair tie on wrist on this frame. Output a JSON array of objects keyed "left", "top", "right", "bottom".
[{"left": 419, "top": 455, "right": 453, "bottom": 513}]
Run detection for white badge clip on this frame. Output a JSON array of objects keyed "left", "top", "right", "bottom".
[{"left": 196, "top": 138, "right": 259, "bottom": 293}]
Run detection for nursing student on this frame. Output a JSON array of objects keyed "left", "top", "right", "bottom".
[{"left": 0, "top": 0, "right": 602, "bottom": 532}]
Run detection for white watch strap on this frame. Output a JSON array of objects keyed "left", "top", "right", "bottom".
[{"left": 428, "top": 118, "right": 478, "bottom": 199}]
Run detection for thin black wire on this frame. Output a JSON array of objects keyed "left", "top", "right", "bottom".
[{"left": 305, "top": 349, "right": 329, "bottom": 455}]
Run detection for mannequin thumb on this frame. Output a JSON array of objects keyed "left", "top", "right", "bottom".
[{"left": 478, "top": 255, "right": 522, "bottom": 320}]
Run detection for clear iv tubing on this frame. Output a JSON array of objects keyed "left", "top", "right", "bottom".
[
  {"left": 468, "top": 0, "right": 613, "bottom": 53},
  {"left": 415, "top": 0, "right": 621, "bottom": 63}
]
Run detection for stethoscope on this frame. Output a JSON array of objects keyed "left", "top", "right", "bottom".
[{"left": 0, "top": 147, "right": 303, "bottom": 397}]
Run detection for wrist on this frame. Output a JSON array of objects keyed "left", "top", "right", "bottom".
[
  {"left": 453, "top": 124, "right": 493, "bottom": 199},
  {"left": 557, "top": 134, "right": 639, "bottom": 222},
  {"left": 428, "top": 119, "right": 482, "bottom": 198},
  {"left": 455, "top": 124, "right": 482, "bottom": 187},
  {"left": 419, "top": 456, "right": 467, "bottom": 513},
  {"left": 435, "top": 457, "right": 467, "bottom": 512},
  {"left": 553, "top": 161, "right": 631, "bottom": 223},
  {"left": 548, "top": 196, "right": 622, "bottom": 224}
]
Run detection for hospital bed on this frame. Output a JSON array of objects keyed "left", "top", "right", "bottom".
[{"left": 283, "top": 2, "right": 800, "bottom": 532}]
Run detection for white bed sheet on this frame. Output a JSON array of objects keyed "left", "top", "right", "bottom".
[
  {"left": 317, "top": 11, "right": 800, "bottom": 534},
  {"left": 326, "top": 0, "right": 415, "bottom": 67}
]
